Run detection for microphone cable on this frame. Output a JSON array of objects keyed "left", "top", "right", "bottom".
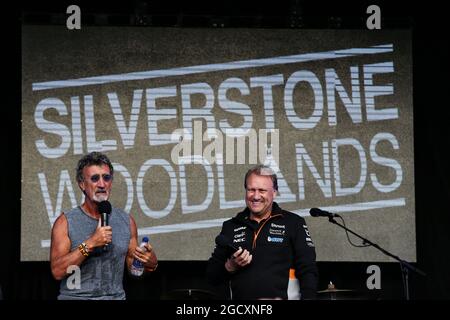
[{"left": 336, "top": 215, "right": 371, "bottom": 248}]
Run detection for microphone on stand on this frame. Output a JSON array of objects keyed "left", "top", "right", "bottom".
[{"left": 309, "top": 207, "right": 340, "bottom": 218}]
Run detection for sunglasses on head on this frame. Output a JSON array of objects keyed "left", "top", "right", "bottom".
[{"left": 89, "top": 174, "right": 113, "bottom": 183}]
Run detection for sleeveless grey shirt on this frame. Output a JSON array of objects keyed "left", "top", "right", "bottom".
[{"left": 58, "top": 206, "right": 130, "bottom": 300}]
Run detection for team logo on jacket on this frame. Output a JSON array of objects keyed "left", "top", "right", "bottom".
[
  {"left": 270, "top": 223, "right": 286, "bottom": 235},
  {"left": 269, "top": 228, "right": 285, "bottom": 235},
  {"left": 303, "top": 224, "right": 315, "bottom": 247},
  {"left": 232, "top": 227, "right": 246, "bottom": 243},
  {"left": 267, "top": 236, "right": 284, "bottom": 243}
]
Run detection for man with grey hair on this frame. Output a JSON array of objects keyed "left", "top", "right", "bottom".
[
  {"left": 50, "top": 152, "right": 158, "bottom": 299},
  {"left": 207, "top": 164, "right": 318, "bottom": 299}
]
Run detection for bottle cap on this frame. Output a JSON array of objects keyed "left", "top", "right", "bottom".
[{"left": 142, "top": 236, "right": 149, "bottom": 243}]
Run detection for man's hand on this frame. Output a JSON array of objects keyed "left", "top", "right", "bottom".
[
  {"left": 225, "top": 247, "right": 252, "bottom": 272},
  {"left": 133, "top": 243, "right": 152, "bottom": 264},
  {"left": 86, "top": 218, "right": 112, "bottom": 249},
  {"left": 133, "top": 243, "right": 158, "bottom": 271}
]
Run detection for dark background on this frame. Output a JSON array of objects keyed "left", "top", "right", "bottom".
[{"left": 1, "top": 0, "right": 449, "bottom": 301}]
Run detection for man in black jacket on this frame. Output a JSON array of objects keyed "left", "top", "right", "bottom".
[{"left": 206, "top": 165, "right": 318, "bottom": 300}]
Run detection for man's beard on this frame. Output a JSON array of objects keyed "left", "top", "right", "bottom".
[{"left": 93, "top": 192, "right": 108, "bottom": 202}]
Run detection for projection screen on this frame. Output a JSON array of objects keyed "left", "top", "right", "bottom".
[{"left": 22, "top": 26, "right": 415, "bottom": 262}]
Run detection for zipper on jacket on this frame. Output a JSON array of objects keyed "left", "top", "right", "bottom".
[{"left": 252, "top": 214, "right": 282, "bottom": 250}]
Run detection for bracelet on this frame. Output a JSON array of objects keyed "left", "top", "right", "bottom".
[{"left": 78, "top": 242, "right": 90, "bottom": 257}]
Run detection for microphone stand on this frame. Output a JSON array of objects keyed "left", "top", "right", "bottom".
[{"left": 327, "top": 215, "right": 426, "bottom": 300}]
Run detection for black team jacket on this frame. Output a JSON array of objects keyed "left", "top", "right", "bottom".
[{"left": 206, "top": 202, "right": 318, "bottom": 300}]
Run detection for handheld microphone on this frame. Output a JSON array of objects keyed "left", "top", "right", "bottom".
[
  {"left": 98, "top": 200, "right": 112, "bottom": 226},
  {"left": 98, "top": 200, "right": 112, "bottom": 250},
  {"left": 215, "top": 234, "right": 241, "bottom": 255},
  {"left": 310, "top": 207, "right": 339, "bottom": 218}
]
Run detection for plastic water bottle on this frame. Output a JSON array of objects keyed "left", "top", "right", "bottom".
[{"left": 130, "top": 236, "right": 149, "bottom": 276}]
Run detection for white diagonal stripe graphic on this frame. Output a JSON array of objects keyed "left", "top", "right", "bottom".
[{"left": 32, "top": 44, "right": 393, "bottom": 91}]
